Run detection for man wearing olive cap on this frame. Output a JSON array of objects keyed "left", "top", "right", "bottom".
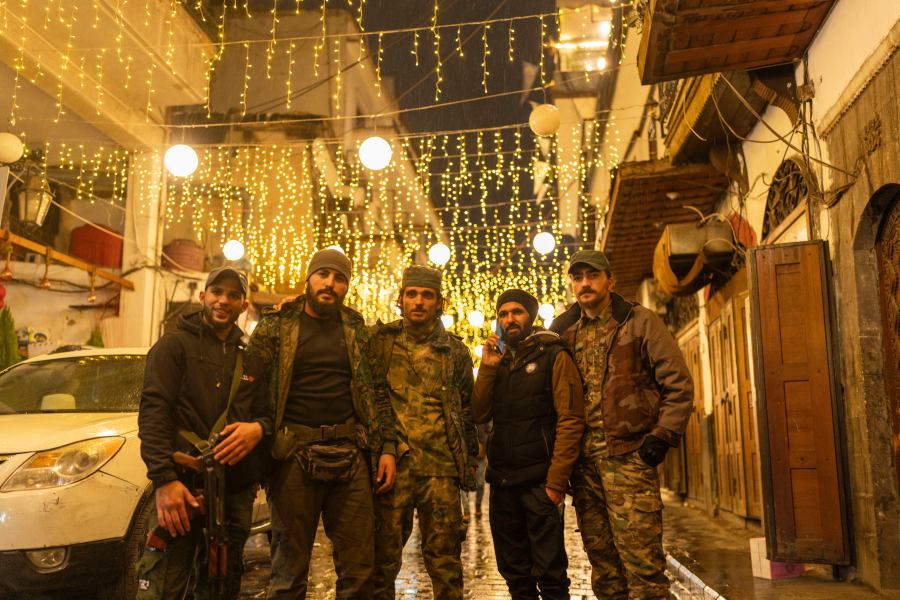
[
  {"left": 473, "top": 288, "right": 585, "bottom": 599},
  {"left": 370, "top": 265, "right": 478, "bottom": 600},
  {"left": 241, "top": 248, "right": 397, "bottom": 598},
  {"left": 550, "top": 250, "right": 693, "bottom": 599}
]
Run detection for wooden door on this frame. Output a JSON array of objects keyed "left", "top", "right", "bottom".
[
  {"left": 875, "top": 198, "right": 900, "bottom": 491},
  {"left": 733, "top": 293, "right": 763, "bottom": 519},
  {"left": 680, "top": 329, "right": 706, "bottom": 506},
  {"left": 710, "top": 302, "right": 747, "bottom": 516},
  {"left": 749, "top": 241, "right": 849, "bottom": 564}
]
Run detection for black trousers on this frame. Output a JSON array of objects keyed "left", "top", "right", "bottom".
[{"left": 489, "top": 483, "right": 570, "bottom": 600}]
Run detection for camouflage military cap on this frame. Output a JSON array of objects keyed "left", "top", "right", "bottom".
[
  {"left": 567, "top": 250, "right": 611, "bottom": 274},
  {"left": 402, "top": 265, "right": 442, "bottom": 293}
]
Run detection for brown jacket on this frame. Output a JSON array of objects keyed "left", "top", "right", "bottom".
[
  {"left": 472, "top": 331, "right": 586, "bottom": 493},
  {"left": 550, "top": 292, "right": 693, "bottom": 456}
]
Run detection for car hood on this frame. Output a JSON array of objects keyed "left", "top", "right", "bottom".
[{"left": 0, "top": 413, "right": 138, "bottom": 453}]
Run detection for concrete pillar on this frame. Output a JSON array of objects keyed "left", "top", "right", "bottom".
[{"left": 117, "top": 152, "right": 166, "bottom": 348}]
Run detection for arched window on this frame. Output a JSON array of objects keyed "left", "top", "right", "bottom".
[{"left": 762, "top": 156, "right": 817, "bottom": 240}]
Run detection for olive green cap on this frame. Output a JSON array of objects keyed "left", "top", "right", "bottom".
[
  {"left": 567, "top": 249, "right": 611, "bottom": 274},
  {"left": 401, "top": 265, "right": 442, "bottom": 293}
]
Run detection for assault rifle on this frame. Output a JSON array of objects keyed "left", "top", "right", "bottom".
[
  {"left": 146, "top": 447, "right": 227, "bottom": 599},
  {"left": 176, "top": 447, "right": 227, "bottom": 599}
]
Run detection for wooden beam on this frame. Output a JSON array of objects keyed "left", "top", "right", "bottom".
[
  {"left": 664, "top": 33, "right": 803, "bottom": 66},
  {"left": 0, "top": 229, "right": 135, "bottom": 290}
]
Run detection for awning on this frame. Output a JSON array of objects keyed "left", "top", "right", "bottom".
[
  {"left": 600, "top": 159, "right": 729, "bottom": 300},
  {"left": 637, "top": 0, "right": 835, "bottom": 84}
]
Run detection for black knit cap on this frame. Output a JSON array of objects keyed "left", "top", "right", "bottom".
[{"left": 496, "top": 288, "right": 539, "bottom": 322}]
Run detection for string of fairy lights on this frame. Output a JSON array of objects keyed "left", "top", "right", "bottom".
[{"left": 0, "top": 0, "right": 634, "bottom": 355}]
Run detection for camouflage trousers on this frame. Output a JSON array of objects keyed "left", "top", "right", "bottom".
[
  {"left": 373, "top": 458, "right": 464, "bottom": 600},
  {"left": 571, "top": 451, "right": 667, "bottom": 600},
  {"left": 135, "top": 484, "right": 256, "bottom": 600}
]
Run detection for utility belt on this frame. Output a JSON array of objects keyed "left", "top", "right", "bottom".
[{"left": 272, "top": 418, "right": 358, "bottom": 483}]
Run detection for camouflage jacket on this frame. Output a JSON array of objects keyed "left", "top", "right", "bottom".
[
  {"left": 244, "top": 297, "right": 396, "bottom": 475},
  {"left": 371, "top": 319, "right": 478, "bottom": 490},
  {"left": 550, "top": 291, "right": 693, "bottom": 456}
]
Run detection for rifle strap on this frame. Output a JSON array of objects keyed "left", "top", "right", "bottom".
[{"left": 179, "top": 349, "right": 245, "bottom": 453}]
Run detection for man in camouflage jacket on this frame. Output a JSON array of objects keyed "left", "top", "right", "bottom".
[
  {"left": 241, "top": 249, "right": 396, "bottom": 599},
  {"left": 369, "top": 265, "right": 478, "bottom": 600},
  {"left": 550, "top": 250, "right": 693, "bottom": 599}
]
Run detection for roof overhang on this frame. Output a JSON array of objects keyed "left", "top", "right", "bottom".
[
  {"left": 637, "top": 0, "right": 835, "bottom": 84},
  {"left": 601, "top": 159, "right": 729, "bottom": 300}
]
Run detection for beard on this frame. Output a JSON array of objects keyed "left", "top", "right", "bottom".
[
  {"left": 202, "top": 303, "right": 234, "bottom": 330},
  {"left": 306, "top": 285, "right": 343, "bottom": 318},
  {"left": 501, "top": 322, "right": 532, "bottom": 348}
]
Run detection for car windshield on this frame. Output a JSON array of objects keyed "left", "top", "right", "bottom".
[{"left": 0, "top": 354, "right": 145, "bottom": 414}]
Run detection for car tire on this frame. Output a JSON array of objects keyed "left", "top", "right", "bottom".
[{"left": 98, "top": 492, "right": 154, "bottom": 600}]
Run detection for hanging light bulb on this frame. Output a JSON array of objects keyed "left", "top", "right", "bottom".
[
  {"left": 0, "top": 132, "right": 24, "bottom": 164},
  {"left": 467, "top": 310, "right": 485, "bottom": 329},
  {"left": 164, "top": 144, "right": 199, "bottom": 177},
  {"left": 538, "top": 303, "right": 555, "bottom": 321},
  {"left": 428, "top": 243, "right": 451, "bottom": 266},
  {"left": 39, "top": 249, "right": 52, "bottom": 289},
  {"left": 223, "top": 239, "right": 245, "bottom": 261},
  {"left": 0, "top": 249, "right": 13, "bottom": 281},
  {"left": 532, "top": 232, "right": 556, "bottom": 255},
  {"left": 87, "top": 268, "right": 97, "bottom": 303},
  {"left": 440, "top": 314, "right": 455, "bottom": 329},
  {"left": 358, "top": 136, "right": 392, "bottom": 170},
  {"left": 528, "top": 104, "right": 561, "bottom": 137}
]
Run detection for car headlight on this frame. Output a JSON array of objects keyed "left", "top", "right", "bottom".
[{"left": 0, "top": 437, "right": 125, "bottom": 492}]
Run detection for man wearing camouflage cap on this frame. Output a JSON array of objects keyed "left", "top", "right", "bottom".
[
  {"left": 240, "top": 248, "right": 397, "bottom": 598},
  {"left": 550, "top": 250, "right": 693, "bottom": 599},
  {"left": 370, "top": 265, "right": 478, "bottom": 600}
]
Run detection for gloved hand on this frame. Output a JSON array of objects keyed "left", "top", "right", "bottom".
[{"left": 638, "top": 435, "right": 670, "bottom": 468}]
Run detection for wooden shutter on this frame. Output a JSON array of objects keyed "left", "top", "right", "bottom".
[{"left": 748, "top": 241, "right": 850, "bottom": 564}]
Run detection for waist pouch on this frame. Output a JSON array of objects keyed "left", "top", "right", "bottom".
[{"left": 297, "top": 443, "right": 357, "bottom": 483}]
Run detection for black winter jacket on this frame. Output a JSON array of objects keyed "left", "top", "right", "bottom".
[{"left": 138, "top": 312, "right": 272, "bottom": 491}]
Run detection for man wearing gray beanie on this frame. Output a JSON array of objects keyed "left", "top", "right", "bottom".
[
  {"left": 241, "top": 248, "right": 397, "bottom": 598},
  {"left": 370, "top": 265, "right": 478, "bottom": 600},
  {"left": 472, "top": 288, "right": 585, "bottom": 599}
]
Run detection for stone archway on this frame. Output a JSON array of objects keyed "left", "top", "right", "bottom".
[{"left": 874, "top": 189, "right": 900, "bottom": 491}]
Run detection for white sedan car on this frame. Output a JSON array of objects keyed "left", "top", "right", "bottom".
[{"left": 0, "top": 348, "right": 270, "bottom": 598}]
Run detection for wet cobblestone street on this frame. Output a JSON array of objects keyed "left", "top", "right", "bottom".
[{"left": 240, "top": 491, "right": 595, "bottom": 599}]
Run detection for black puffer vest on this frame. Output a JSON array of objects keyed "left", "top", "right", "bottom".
[{"left": 486, "top": 332, "right": 570, "bottom": 487}]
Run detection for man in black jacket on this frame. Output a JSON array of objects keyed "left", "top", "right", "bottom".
[
  {"left": 472, "top": 289, "right": 585, "bottom": 600},
  {"left": 136, "top": 267, "right": 271, "bottom": 600}
]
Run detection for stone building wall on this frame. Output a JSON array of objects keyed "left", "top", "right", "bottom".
[{"left": 821, "top": 41, "right": 900, "bottom": 591}]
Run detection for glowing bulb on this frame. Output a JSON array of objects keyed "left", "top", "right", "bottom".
[
  {"left": 599, "top": 21, "right": 612, "bottom": 36},
  {"left": 474, "top": 344, "right": 484, "bottom": 357},
  {"left": 358, "top": 136, "right": 392, "bottom": 170},
  {"left": 223, "top": 240, "right": 245, "bottom": 261},
  {"left": 428, "top": 243, "right": 451, "bottom": 266},
  {"left": 538, "top": 303, "right": 555, "bottom": 321},
  {"left": 0, "top": 132, "right": 24, "bottom": 164},
  {"left": 467, "top": 310, "right": 485, "bottom": 329},
  {"left": 164, "top": 144, "right": 198, "bottom": 177},
  {"left": 532, "top": 232, "right": 556, "bottom": 255},
  {"left": 441, "top": 314, "right": 455, "bottom": 329},
  {"left": 596, "top": 56, "right": 607, "bottom": 71},
  {"left": 528, "top": 104, "right": 560, "bottom": 137},
  {"left": 544, "top": 317, "right": 553, "bottom": 330}
]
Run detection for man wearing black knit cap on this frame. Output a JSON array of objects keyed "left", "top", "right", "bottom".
[
  {"left": 242, "top": 248, "right": 397, "bottom": 598},
  {"left": 472, "top": 288, "right": 585, "bottom": 599}
]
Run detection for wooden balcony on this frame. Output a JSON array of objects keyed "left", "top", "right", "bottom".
[
  {"left": 637, "top": 0, "right": 835, "bottom": 85},
  {"left": 600, "top": 159, "right": 729, "bottom": 300}
]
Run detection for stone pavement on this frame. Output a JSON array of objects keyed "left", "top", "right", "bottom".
[
  {"left": 240, "top": 491, "right": 593, "bottom": 599},
  {"left": 239, "top": 489, "right": 900, "bottom": 599}
]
